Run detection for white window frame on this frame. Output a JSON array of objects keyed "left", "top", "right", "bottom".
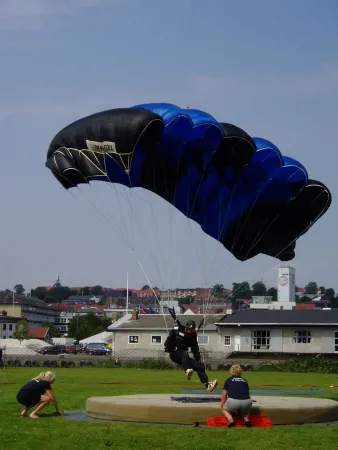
[
  {"left": 334, "top": 331, "right": 338, "bottom": 353},
  {"left": 224, "top": 335, "right": 231, "bottom": 346},
  {"left": 128, "top": 335, "right": 139, "bottom": 344},
  {"left": 197, "top": 335, "right": 209, "bottom": 345},
  {"left": 292, "top": 330, "right": 311, "bottom": 344},
  {"left": 151, "top": 335, "right": 162, "bottom": 345},
  {"left": 251, "top": 330, "right": 271, "bottom": 350}
]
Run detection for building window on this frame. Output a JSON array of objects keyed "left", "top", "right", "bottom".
[
  {"left": 9, "top": 324, "right": 13, "bottom": 331},
  {"left": 151, "top": 336, "right": 162, "bottom": 344},
  {"left": 334, "top": 332, "right": 338, "bottom": 352},
  {"left": 3, "top": 324, "right": 6, "bottom": 330},
  {"left": 128, "top": 335, "right": 139, "bottom": 344},
  {"left": 251, "top": 330, "right": 271, "bottom": 350},
  {"left": 197, "top": 335, "right": 209, "bottom": 345},
  {"left": 293, "top": 331, "right": 311, "bottom": 344},
  {"left": 224, "top": 336, "right": 231, "bottom": 346}
]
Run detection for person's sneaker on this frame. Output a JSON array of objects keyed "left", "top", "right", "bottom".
[
  {"left": 186, "top": 369, "right": 193, "bottom": 380},
  {"left": 206, "top": 379, "right": 218, "bottom": 392},
  {"left": 227, "top": 420, "right": 235, "bottom": 427},
  {"left": 244, "top": 420, "right": 252, "bottom": 428}
]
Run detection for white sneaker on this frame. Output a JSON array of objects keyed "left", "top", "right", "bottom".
[
  {"left": 186, "top": 369, "right": 193, "bottom": 380},
  {"left": 207, "top": 379, "right": 218, "bottom": 392}
]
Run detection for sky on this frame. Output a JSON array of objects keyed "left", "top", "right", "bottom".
[{"left": 0, "top": 0, "right": 337, "bottom": 293}]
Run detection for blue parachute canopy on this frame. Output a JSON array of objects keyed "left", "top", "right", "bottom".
[{"left": 45, "top": 103, "right": 331, "bottom": 262}]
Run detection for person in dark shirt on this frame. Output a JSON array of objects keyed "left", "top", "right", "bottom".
[
  {"left": 220, "top": 365, "right": 252, "bottom": 427},
  {"left": 16, "top": 371, "right": 62, "bottom": 419},
  {"left": 164, "top": 319, "right": 218, "bottom": 392}
]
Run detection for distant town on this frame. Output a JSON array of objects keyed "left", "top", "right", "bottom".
[
  {"left": 0, "top": 265, "right": 337, "bottom": 340},
  {"left": 1, "top": 265, "right": 338, "bottom": 363}
]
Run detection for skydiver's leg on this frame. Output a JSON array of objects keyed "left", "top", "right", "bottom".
[
  {"left": 169, "top": 350, "right": 194, "bottom": 380},
  {"left": 190, "top": 359, "right": 218, "bottom": 392},
  {"left": 190, "top": 359, "right": 208, "bottom": 385}
]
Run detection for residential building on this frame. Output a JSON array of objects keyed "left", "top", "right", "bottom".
[
  {"left": 0, "top": 314, "right": 21, "bottom": 339},
  {"left": 28, "top": 327, "right": 52, "bottom": 342},
  {"left": 215, "top": 309, "right": 338, "bottom": 355},
  {"left": 0, "top": 291, "right": 60, "bottom": 327},
  {"left": 65, "top": 294, "right": 106, "bottom": 305},
  {"left": 108, "top": 312, "right": 226, "bottom": 359}
]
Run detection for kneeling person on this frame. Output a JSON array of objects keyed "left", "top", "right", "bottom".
[
  {"left": 16, "top": 371, "right": 62, "bottom": 419},
  {"left": 220, "top": 365, "right": 252, "bottom": 427}
]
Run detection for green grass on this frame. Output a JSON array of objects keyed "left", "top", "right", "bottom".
[{"left": 1, "top": 368, "right": 338, "bottom": 449}]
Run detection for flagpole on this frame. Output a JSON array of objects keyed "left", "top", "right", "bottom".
[{"left": 126, "top": 272, "right": 129, "bottom": 313}]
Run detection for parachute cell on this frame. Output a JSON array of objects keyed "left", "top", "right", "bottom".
[{"left": 45, "top": 103, "right": 331, "bottom": 262}]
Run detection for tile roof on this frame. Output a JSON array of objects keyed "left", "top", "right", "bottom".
[
  {"left": 215, "top": 309, "right": 338, "bottom": 325},
  {"left": 28, "top": 327, "right": 49, "bottom": 339},
  {"left": 109, "top": 314, "right": 225, "bottom": 330}
]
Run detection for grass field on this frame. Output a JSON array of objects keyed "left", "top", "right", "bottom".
[{"left": 1, "top": 368, "right": 338, "bottom": 449}]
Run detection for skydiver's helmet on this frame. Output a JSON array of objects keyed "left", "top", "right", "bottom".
[{"left": 185, "top": 320, "right": 196, "bottom": 333}]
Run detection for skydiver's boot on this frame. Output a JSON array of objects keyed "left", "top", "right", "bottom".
[
  {"left": 186, "top": 369, "right": 193, "bottom": 380},
  {"left": 206, "top": 379, "right": 218, "bottom": 392}
]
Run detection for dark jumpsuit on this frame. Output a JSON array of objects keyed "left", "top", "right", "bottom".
[{"left": 164, "top": 324, "right": 209, "bottom": 385}]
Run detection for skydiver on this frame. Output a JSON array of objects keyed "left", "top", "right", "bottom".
[{"left": 164, "top": 319, "right": 218, "bottom": 392}]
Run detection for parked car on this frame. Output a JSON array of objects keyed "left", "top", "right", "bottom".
[
  {"left": 85, "top": 343, "right": 112, "bottom": 356},
  {"left": 37, "top": 345, "right": 66, "bottom": 355},
  {"left": 65, "top": 345, "right": 78, "bottom": 354}
]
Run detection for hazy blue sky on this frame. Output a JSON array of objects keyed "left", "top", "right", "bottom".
[{"left": 0, "top": 0, "right": 337, "bottom": 293}]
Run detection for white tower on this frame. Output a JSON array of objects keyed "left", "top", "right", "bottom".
[{"left": 277, "top": 266, "right": 296, "bottom": 302}]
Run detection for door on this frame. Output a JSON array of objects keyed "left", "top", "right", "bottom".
[{"left": 234, "top": 335, "right": 241, "bottom": 351}]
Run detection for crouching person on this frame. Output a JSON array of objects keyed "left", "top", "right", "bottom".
[
  {"left": 220, "top": 365, "right": 252, "bottom": 427},
  {"left": 16, "top": 371, "right": 62, "bottom": 419}
]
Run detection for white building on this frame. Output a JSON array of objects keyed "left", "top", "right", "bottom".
[
  {"left": 277, "top": 265, "right": 296, "bottom": 302},
  {"left": 0, "top": 315, "right": 21, "bottom": 339}
]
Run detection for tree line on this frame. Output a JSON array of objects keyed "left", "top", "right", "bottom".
[{"left": 11, "top": 280, "right": 337, "bottom": 305}]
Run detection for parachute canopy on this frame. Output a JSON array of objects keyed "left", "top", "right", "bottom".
[{"left": 45, "top": 103, "right": 331, "bottom": 262}]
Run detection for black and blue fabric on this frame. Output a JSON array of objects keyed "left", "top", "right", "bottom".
[{"left": 45, "top": 103, "right": 331, "bottom": 262}]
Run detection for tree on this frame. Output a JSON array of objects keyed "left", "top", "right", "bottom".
[
  {"left": 212, "top": 284, "right": 225, "bottom": 297},
  {"left": 44, "top": 286, "right": 72, "bottom": 303},
  {"left": 304, "top": 282, "right": 318, "bottom": 295},
  {"left": 81, "top": 286, "right": 91, "bottom": 295},
  {"left": 251, "top": 282, "right": 267, "bottom": 297},
  {"left": 14, "top": 284, "right": 25, "bottom": 295},
  {"left": 231, "top": 282, "right": 251, "bottom": 300},
  {"left": 90, "top": 285, "right": 103, "bottom": 295},
  {"left": 319, "top": 286, "right": 326, "bottom": 294},
  {"left": 12, "top": 320, "right": 30, "bottom": 341},
  {"left": 266, "top": 287, "right": 278, "bottom": 301},
  {"left": 67, "top": 313, "right": 110, "bottom": 341},
  {"left": 141, "top": 285, "right": 150, "bottom": 290},
  {"left": 297, "top": 295, "right": 312, "bottom": 303},
  {"left": 177, "top": 295, "right": 194, "bottom": 305},
  {"left": 30, "top": 287, "right": 48, "bottom": 301},
  {"left": 325, "top": 288, "right": 336, "bottom": 298}
]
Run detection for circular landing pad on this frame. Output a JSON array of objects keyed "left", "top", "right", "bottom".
[{"left": 86, "top": 394, "right": 338, "bottom": 425}]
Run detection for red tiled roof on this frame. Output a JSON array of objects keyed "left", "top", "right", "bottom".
[{"left": 28, "top": 327, "right": 49, "bottom": 339}]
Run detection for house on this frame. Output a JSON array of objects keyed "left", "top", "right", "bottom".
[
  {"left": 215, "top": 309, "right": 338, "bottom": 355},
  {"left": 108, "top": 312, "right": 226, "bottom": 359},
  {"left": 0, "top": 291, "right": 60, "bottom": 327},
  {"left": 28, "top": 327, "right": 52, "bottom": 342},
  {"left": 65, "top": 294, "right": 106, "bottom": 305},
  {"left": 0, "top": 313, "right": 21, "bottom": 339}
]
